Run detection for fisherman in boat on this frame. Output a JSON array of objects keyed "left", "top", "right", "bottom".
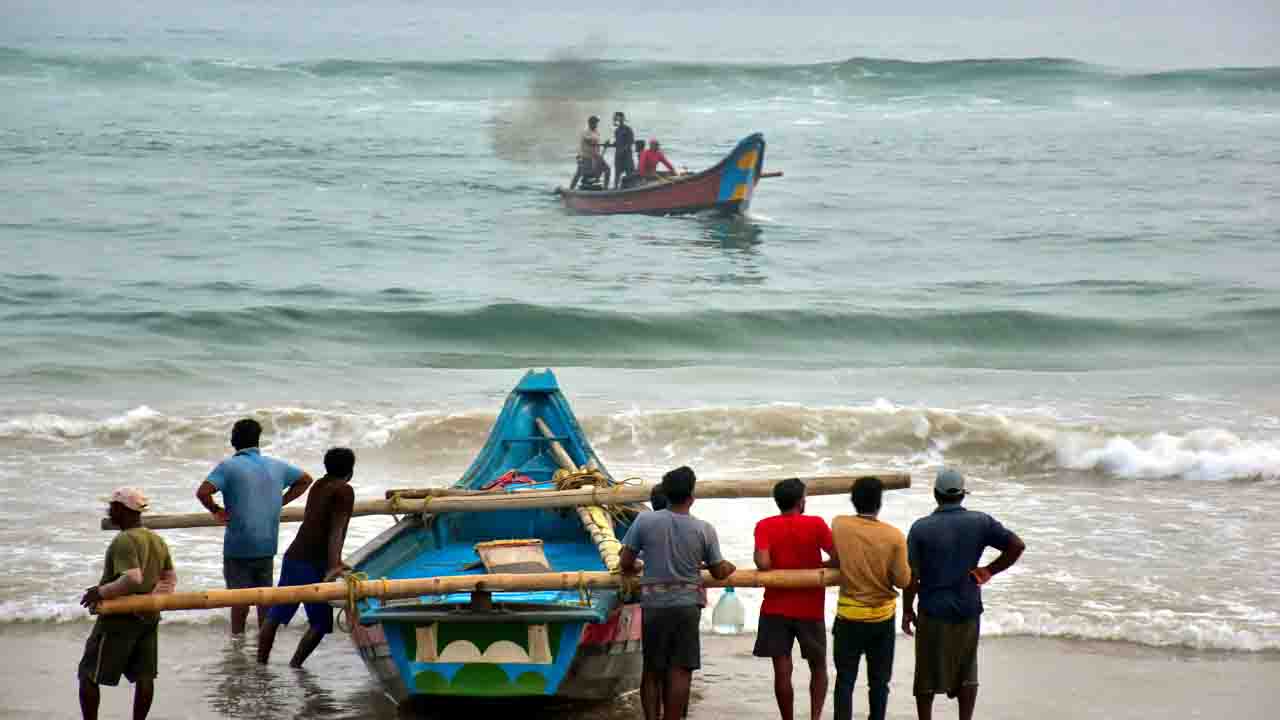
[
  {"left": 605, "top": 111, "right": 636, "bottom": 189},
  {"left": 257, "top": 447, "right": 356, "bottom": 668},
  {"left": 638, "top": 138, "right": 676, "bottom": 180},
  {"left": 569, "top": 115, "right": 610, "bottom": 190},
  {"left": 620, "top": 466, "right": 736, "bottom": 720}
]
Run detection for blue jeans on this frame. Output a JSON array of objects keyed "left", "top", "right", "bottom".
[{"left": 832, "top": 616, "right": 896, "bottom": 720}]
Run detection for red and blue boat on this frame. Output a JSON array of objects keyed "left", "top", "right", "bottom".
[
  {"left": 556, "top": 133, "right": 777, "bottom": 216},
  {"left": 342, "top": 370, "right": 643, "bottom": 705}
]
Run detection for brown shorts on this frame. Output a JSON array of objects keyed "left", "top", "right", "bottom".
[
  {"left": 78, "top": 616, "right": 159, "bottom": 686},
  {"left": 913, "top": 612, "right": 979, "bottom": 697},
  {"left": 753, "top": 613, "right": 827, "bottom": 660}
]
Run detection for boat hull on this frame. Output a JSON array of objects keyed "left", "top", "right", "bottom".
[
  {"left": 558, "top": 133, "right": 766, "bottom": 215},
  {"left": 350, "top": 604, "right": 642, "bottom": 703}
]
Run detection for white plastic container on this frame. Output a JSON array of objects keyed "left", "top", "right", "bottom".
[{"left": 711, "top": 587, "right": 745, "bottom": 634}]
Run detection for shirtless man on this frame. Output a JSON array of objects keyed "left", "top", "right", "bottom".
[{"left": 257, "top": 447, "right": 356, "bottom": 667}]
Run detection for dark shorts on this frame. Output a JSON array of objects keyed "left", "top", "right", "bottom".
[
  {"left": 753, "top": 613, "right": 827, "bottom": 660},
  {"left": 78, "top": 616, "right": 158, "bottom": 686},
  {"left": 913, "top": 612, "right": 979, "bottom": 697},
  {"left": 266, "top": 558, "right": 334, "bottom": 634},
  {"left": 615, "top": 152, "right": 635, "bottom": 174},
  {"left": 224, "top": 556, "right": 273, "bottom": 590},
  {"left": 642, "top": 605, "right": 702, "bottom": 672}
]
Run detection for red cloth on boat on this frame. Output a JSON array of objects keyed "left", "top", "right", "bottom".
[
  {"left": 638, "top": 148, "right": 674, "bottom": 177},
  {"left": 481, "top": 470, "right": 536, "bottom": 491}
]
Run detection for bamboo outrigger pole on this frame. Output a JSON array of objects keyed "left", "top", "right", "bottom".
[
  {"left": 102, "top": 473, "right": 912, "bottom": 531},
  {"left": 96, "top": 568, "right": 842, "bottom": 616}
]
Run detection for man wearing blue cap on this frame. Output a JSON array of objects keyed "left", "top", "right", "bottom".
[{"left": 902, "top": 469, "right": 1025, "bottom": 720}]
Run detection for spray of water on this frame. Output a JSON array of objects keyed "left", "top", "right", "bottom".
[{"left": 490, "top": 41, "right": 611, "bottom": 165}]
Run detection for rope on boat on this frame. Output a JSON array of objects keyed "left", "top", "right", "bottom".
[{"left": 336, "top": 571, "right": 369, "bottom": 633}]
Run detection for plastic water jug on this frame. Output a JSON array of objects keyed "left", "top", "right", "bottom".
[{"left": 711, "top": 587, "right": 745, "bottom": 634}]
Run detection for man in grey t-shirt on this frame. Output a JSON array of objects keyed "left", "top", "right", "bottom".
[{"left": 621, "top": 466, "right": 736, "bottom": 720}]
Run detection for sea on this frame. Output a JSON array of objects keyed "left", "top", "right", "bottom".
[{"left": 2, "top": 2, "right": 1279, "bottom": 718}]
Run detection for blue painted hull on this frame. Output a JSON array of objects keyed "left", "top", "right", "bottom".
[{"left": 344, "top": 370, "right": 642, "bottom": 703}]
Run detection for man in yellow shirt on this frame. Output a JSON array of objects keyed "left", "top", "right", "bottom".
[{"left": 828, "top": 476, "right": 911, "bottom": 720}]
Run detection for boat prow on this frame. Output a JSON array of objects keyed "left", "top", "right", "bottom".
[
  {"left": 558, "top": 133, "right": 770, "bottom": 216},
  {"left": 343, "top": 370, "right": 642, "bottom": 704}
]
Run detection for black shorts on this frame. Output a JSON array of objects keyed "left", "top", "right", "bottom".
[
  {"left": 642, "top": 605, "right": 702, "bottom": 672},
  {"left": 78, "top": 616, "right": 159, "bottom": 686},
  {"left": 223, "top": 556, "right": 273, "bottom": 590},
  {"left": 753, "top": 613, "right": 827, "bottom": 660},
  {"left": 615, "top": 152, "right": 635, "bottom": 174}
]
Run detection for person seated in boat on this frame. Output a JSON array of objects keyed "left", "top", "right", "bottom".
[
  {"left": 638, "top": 138, "right": 676, "bottom": 180},
  {"left": 569, "top": 115, "right": 610, "bottom": 191},
  {"left": 257, "top": 447, "right": 356, "bottom": 668}
]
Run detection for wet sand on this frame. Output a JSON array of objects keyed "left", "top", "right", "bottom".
[{"left": 3, "top": 623, "right": 1276, "bottom": 719}]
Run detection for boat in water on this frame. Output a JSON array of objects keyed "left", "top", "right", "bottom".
[
  {"left": 341, "top": 369, "right": 643, "bottom": 704},
  {"left": 556, "top": 133, "right": 776, "bottom": 216}
]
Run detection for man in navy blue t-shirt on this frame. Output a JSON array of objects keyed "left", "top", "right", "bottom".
[{"left": 902, "top": 468, "right": 1025, "bottom": 720}]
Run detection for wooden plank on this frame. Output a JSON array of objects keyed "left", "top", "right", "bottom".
[
  {"left": 103, "top": 473, "right": 912, "bottom": 530},
  {"left": 95, "top": 568, "right": 842, "bottom": 615}
]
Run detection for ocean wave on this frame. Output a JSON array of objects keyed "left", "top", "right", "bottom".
[
  {"left": 3, "top": 46, "right": 1275, "bottom": 96},
  {"left": 7, "top": 303, "right": 1263, "bottom": 371},
  {"left": 3, "top": 402, "right": 1276, "bottom": 483}
]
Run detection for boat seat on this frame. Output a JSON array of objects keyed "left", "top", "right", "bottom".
[{"left": 474, "top": 539, "right": 551, "bottom": 574}]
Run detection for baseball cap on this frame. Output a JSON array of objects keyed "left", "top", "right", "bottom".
[
  {"left": 101, "top": 487, "right": 150, "bottom": 512},
  {"left": 934, "top": 468, "right": 968, "bottom": 497}
]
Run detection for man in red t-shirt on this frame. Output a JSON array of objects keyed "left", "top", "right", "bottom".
[{"left": 754, "top": 478, "right": 836, "bottom": 720}]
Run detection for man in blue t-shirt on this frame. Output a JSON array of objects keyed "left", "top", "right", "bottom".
[
  {"left": 196, "top": 418, "right": 313, "bottom": 634},
  {"left": 902, "top": 468, "right": 1025, "bottom": 720}
]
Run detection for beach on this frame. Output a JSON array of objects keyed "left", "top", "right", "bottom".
[
  {"left": 4, "top": 623, "right": 1276, "bottom": 719},
  {"left": 3, "top": 1, "right": 1279, "bottom": 716}
]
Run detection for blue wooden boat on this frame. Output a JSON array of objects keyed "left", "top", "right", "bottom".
[{"left": 342, "top": 370, "right": 642, "bottom": 704}]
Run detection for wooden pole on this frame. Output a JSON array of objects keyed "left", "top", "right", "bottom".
[
  {"left": 104, "top": 473, "right": 912, "bottom": 530},
  {"left": 96, "top": 568, "right": 841, "bottom": 615}
]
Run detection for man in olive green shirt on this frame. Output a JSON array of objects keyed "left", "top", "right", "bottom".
[{"left": 78, "top": 487, "right": 177, "bottom": 720}]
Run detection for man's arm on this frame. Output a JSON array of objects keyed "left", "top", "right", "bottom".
[
  {"left": 902, "top": 529, "right": 919, "bottom": 635},
  {"left": 703, "top": 524, "right": 736, "bottom": 580},
  {"left": 973, "top": 531, "right": 1025, "bottom": 584},
  {"left": 195, "top": 481, "right": 228, "bottom": 523},
  {"left": 281, "top": 471, "right": 313, "bottom": 506},
  {"left": 324, "top": 486, "right": 355, "bottom": 579},
  {"left": 753, "top": 548, "right": 772, "bottom": 571},
  {"left": 659, "top": 153, "right": 675, "bottom": 173},
  {"left": 619, "top": 546, "right": 641, "bottom": 575},
  {"left": 901, "top": 576, "right": 919, "bottom": 636},
  {"left": 154, "top": 569, "right": 178, "bottom": 595}
]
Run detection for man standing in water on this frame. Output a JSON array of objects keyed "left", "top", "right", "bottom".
[
  {"left": 753, "top": 478, "right": 836, "bottom": 720},
  {"left": 196, "top": 418, "right": 313, "bottom": 634},
  {"left": 903, "top": 469, "right": 1025, "bottom": 720},
  {"left": 620, "top": 466, "right": 736, "bottom": 720},
  {"left": 258, "top": 447, "right": 356, "bottom": 667},
  {"left": 78, "top": 488, "right": 177, "bottom": 720},
  {"left": 829, "top": 476, "right": 911, "bottom": 720}
]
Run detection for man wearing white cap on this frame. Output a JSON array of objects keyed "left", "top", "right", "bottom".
[
  {"left": 78, "top": 488, "right": 177, "bottom": 720},
  {"left": 902, "top": 469, "right": 1025, "bottom": 720}
]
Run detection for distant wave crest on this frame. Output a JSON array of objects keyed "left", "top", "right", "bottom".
[{"left": 3, "top": 47, "right": 1276, "bottom": 94}]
